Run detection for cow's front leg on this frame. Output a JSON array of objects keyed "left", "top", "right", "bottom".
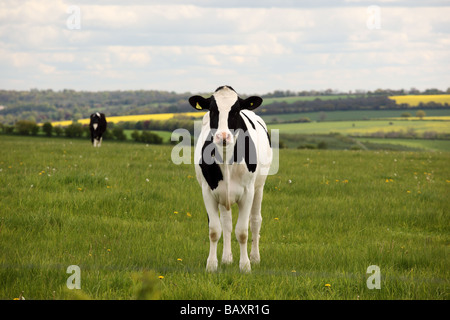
[
  {"left": 219, "top": 204, "right": 233, "bottom": 264},
  {"left": 236, "top": 188, "right": 255, "bottom": 273},
  {"left": 203, "top": 188, "right": 221, "bottom": 272}
]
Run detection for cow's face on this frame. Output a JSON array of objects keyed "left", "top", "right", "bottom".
[
  {"left": 189, "top": 86, "right": 263, "bottom": 147},
  {"left": 90, "top": 112, "right": 101, "bottom": 130}
]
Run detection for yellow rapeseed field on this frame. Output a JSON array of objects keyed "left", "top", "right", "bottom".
[
  {"left": 51, "top": 112, "right": 206, "bottom": 127},
  {"left": 389, "top": 94, "right": 450, "bottom": 106}
]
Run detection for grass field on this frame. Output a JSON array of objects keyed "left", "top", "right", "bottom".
[
  {"left": 260, "top": 109, "right": 450, "bottom": 123},
  {"left": 357, "top": 138, "right": 450, "bottom": 152},
  {"left": 269, "top": 119, "right": 450, "bottom": 136},
  {"left": 0, "top": 135, "right": 449, "bottom": 300}
]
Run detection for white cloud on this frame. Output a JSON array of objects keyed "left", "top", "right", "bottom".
[{"left": 0, "top": 1, "right": 448, "bottom": 93}]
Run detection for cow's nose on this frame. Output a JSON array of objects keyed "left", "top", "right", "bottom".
[{"left": 215, "top": 132, "right": 231, "bottom": 145}]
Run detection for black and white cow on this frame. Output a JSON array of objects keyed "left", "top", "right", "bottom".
[
  {"left": 89, "top": 112, "right": 107, "bottom": 147},
  {"left": 189, "top": 86, "right": 272, "bottom": 272}
]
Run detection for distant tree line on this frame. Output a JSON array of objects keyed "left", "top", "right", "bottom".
[
  {"left": 258, "top": 96, "right": 449, "bottom": 115},
  {"left": 261, "top": 87, "right": 450, "bottom": 98},
  {"left": 0, "top": 116, "right": 196, "bottom": 145}
]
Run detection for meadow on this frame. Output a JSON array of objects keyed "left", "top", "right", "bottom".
[
  {"left": 0, "top": 135, "right": 448, "bottom": 300},
  {"left": 268, "top": 119, "right": 450, "bottom": 136},
  {"left": 260, "top": 108, "right": 450, "bottom": 122}
]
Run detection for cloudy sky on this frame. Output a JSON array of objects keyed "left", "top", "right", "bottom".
[{"left": 0, "top": 0, "right": 449, "bottom": 94}]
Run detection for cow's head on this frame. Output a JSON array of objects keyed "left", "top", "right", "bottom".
[
  {"left": 90, "top": 112, "right": 102, "bottom": 130},
  {"left": 189, "top": 86, "right": 263, "bottom": 147}
]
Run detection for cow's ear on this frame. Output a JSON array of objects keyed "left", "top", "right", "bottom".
[
  {"left": 241, "top": 96, "right": 263, "bottom": 110},
  {"left": 189, "top": 95, "right": 210, "bottom": 110}
]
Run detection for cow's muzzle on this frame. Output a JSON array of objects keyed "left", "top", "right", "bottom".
[{"left": 214, "top": 131, "right": 233, "bottom": 146}]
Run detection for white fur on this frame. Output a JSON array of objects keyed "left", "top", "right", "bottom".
[
  {"left": 93, "top": 137, "right": 102, "bottom": 147},
  {"left": 195, "top": 90, "right": 272, "bottom": 273}
]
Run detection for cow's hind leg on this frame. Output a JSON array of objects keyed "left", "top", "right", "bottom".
[
  {"left": 250, "top": 186, "right": 264, "bottom": 264},
  {"left": 219, "top": 204, "right": 233, "bottom": 264}
]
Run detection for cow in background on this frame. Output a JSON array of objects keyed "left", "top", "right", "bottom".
[
  {"left": 89, "top": 112, "right": 107, "bottom": 147},
  {"left": 189, "top": 86, "right": 272, "bottom": 273}
]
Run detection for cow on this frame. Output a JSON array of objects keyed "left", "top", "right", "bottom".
[
  {"left": 189, "top": 86, "right": 272, "bottom": 273},
  {"left": 89, "top": 112, "right": 107, "bottom": 147}
]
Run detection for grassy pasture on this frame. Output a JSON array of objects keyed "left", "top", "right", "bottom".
[
  {"left": 269, "top": 120, "right": 450, "bottom": 136},
  {"left": 260, "top": 109, "right": 450, "bottom": 123},
  {"left": 357, "top": 138, "right": 450, "bottom": 152},
  {"left": 0, "top": 135, "right": 449, "bottom": 300}
]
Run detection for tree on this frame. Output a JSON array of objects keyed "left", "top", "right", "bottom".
[
  {"left": 42, "top": 122, "right": 53, "bottom": 137},
  {"left": 54, "top": 126, "right": 63, "bottom": 137},
  {"left": 15, "top": 120, "right": 38, "bottom": 135},
  {"left": 415, "top": 110, "right": 426, "bottom": 120},
  {"left": 64, "top": 122, "right": 85, "bottom": 138},
  {"left": 401, "top": 112, "right": 411, "bottom": 118},
  {"left": 112, "top": 127, "right": 126, "bottom": 140}
]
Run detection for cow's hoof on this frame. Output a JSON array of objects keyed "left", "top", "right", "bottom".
[
  {"left": 239, "top": 260, "right": 251, "bottom": 273},
  {"left": 250, "top": 252, "right": 260, "bottom": 264},
  {"left": 206, "top": 259, "right": 218, "bottom": 272},
  {"left": 222, "top": 253, "right": 233, "bottom": 265}
]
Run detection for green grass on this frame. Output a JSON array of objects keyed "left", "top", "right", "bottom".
[
  {"left": 260, "top": 109, "right": 450, "bottom": 123},
  {"left": 269, "top": 119, "right": 450, "bottom": 136},
  {"left": 357, "top": 138, "right": 450, "bottom": 152},
  {"left": 0, "top": 135, "right": 449, "bottom": 300},
  {"left": 123, "top": 129, "right": 176, "bottom": 142}
]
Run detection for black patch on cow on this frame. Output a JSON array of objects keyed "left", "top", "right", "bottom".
[
  {"left": 208, "top": 98, "right": 219, "bottom": 130},
  {"left": 241, "top": 112, "right": 255, "bottom": 130},
  {"left": 232, "top": 127, "right": 257, "bottom": 173},
  {"left": 200, "top": 133, "right": 223, "bottom": 190},
  {"left": 215, "top": 85, "right": 236, "bottom": 93},
  {"left": 257, "top": 120, "right": 271, "bottom": 147}
]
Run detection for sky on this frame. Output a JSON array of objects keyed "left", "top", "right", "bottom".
[{"left": 0, "top": 0, "right": 449, "bottom": 95}]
